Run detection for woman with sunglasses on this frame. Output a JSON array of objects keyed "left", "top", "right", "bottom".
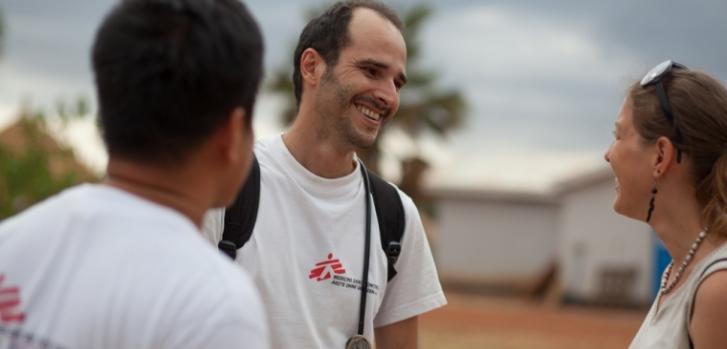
[{"left": 605, "top": 60, "right": 727, "bottom": 349}]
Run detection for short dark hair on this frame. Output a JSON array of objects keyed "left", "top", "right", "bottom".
[
  {"left": 292, "top": 0, "right": 402, "bottom": 106},
  {"left": 93, "top": 0, "right": 264, "bottom": 164}
]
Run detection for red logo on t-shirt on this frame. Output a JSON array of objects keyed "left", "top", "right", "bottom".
[
  {"left": 0, "top": 274, "right": 26, "bottom": 324},
  {"left": 308, "top": 253, "right": 347, "bottom": 281}
]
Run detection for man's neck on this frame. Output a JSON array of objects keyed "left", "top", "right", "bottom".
[
  {"left": 282, "top": 124, "right": 357, "bottom": 179},
  {"left": 105, "top": 158, "right": 208, "bottom": 228}
]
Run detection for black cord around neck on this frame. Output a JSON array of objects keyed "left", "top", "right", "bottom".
[{"left": 357, "top": 161, "right": 372, "bottom": 336}]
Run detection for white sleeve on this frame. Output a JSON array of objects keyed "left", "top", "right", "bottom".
[
  {"left": 199, "top": 325, "right": 269, "bottom": 349},
  {"left": 174, "top": 319, "right": 269, "bottom": 349},
  {"left": 161, "top": 270, "right": 270, "bottom": 349},
  {"left": 201, "top": 208, "right": 225, "bottom": 247},
  {"left": 373, "top": 191, "right": 447, "bottom": 327}
]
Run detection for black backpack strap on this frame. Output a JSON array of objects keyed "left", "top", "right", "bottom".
[
  {"left": 366, "top": 168, "right": 405, "bottom": 282},
  {"left": 219, "top": 155, "right": 261, "bottom": 260}
]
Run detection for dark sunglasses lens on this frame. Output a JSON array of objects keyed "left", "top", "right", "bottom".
[{"left": 641, "top": 60, "right": 673, "bottom": 86}]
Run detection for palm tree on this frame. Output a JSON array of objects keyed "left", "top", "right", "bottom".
[{"left": 267, "top": 4, "right": 466, "bottom": 199}]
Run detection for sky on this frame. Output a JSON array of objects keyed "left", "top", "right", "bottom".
[{"left": 1, "top": 0, "right": 726, "bottom": 192}]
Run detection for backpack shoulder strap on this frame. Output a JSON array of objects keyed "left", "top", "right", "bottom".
[
  {"left": 219, "top": 155, "right": 261, "bottom": 260},
  {"left": 366, "top": 168, "right": 405, "bottom": 282}
]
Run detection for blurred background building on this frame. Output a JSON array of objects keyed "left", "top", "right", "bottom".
[{"left": 433, "top": 167, "right": 657, "bottom": 306}]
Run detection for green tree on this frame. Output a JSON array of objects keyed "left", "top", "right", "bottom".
[
  {"left": 0, "top": 8, "right": 94, "bottom": 219},
  {"left": 0, "top": 101, "right": 96, "bottom": 219},
  {"left": 267, "top": 4, "right": 466, "bottom": 198}
]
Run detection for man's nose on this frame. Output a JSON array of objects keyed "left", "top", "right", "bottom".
[{"left": 373, "top": 80, "right": 398, "bottom": 111}]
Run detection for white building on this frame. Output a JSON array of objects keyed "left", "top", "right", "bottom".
[
  {"left": 433, "top": 188, "right": 559, "bottom": 292},
  {"left": 431, "top": 167, "right": 657, "bottom": 305},
  {"left": 555, "top": 168, "right": 654, "bottom": 305}
]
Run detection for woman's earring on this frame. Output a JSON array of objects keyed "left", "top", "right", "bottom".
[{"left": 646, "top": 184, "right": 658, "bottom": 222}]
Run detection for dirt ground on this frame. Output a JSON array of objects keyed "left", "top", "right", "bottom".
[{"left": 419, "top": 291, "right": 647, "bottom": 349}]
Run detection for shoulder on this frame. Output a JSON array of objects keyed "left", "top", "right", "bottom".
[
  {"left": 253, "top": 135, "right": 280, "bottom": 159},
  {"left": 692, "top": 248, "right": 727, "bottom": 307},
  {"left": 2, "top": 185, "right": 85, "bottom": 221},
  {"left": 214, "top": 260, "right": 261, "bottom": 301},
  {"left": 201, "top": 207, "right": 225, "bottom": 243},
  {"left": 369, "top": 173, "right": 417, "bottom": 217},
  {"left": 165, "top": 247, "right": 264, "bottom": 316},
  {"left": 394, "top": 187, "right": 419, "bottom": 216},
  {"left": 0, "top": 185, "right": 124, "bottom": 242},
  {"left": 695, "top": 269, "right": 727, "bottom": 302},
  {"left": 386, "top": 185, "right": 423, "bottom": 233},
  {"left": 201, "top": 262, "right": 267, "bottom": 331},
  {"left": 253, "top": 135, "right": 287, "bottom": 178},
  {"left": 690, "top": 266, "right": 727, "bottom": 347},
  {"left": 159, "top": 261, "right": 269, "bottom": 347}
]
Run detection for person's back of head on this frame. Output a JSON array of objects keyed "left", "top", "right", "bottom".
[
  {"left": 0, "top": 3, "right": 269, "bottom": 345},
  {"left": 93, "top": 0, "right": 264, "bottom": 165}
]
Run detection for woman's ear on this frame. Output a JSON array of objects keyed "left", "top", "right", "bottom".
[{"left": 653, "top": 136, "right": 676, "bottom": 177}]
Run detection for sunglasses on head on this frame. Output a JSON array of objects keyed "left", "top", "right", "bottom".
[{"left": 640, "top": 60, "right": 688, "bottom": 163}]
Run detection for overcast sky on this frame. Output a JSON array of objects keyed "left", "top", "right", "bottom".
[{"left": 1, "top": 0, "right": 726, "bottom": 191}]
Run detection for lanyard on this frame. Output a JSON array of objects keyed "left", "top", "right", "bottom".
[{"left": 346, "top": 161, "right": 373, "bottom": 349}]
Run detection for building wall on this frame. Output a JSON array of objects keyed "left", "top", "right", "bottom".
[
  {"left": 436, "top": 197, "right": 559, "bottom": 284},
  {"left": 558, "top": 179, "right": 654, "bottom": 304}
]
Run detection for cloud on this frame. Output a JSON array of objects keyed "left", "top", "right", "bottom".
[
  {"left": 399, "top": 0, "right": 727, "bottom": 189},
  {"left": 2, "top": 0, "right": 727, "bottom": 190},
  {"left": 415, "top": 3, "right": 632, "bottom": 160},
  {"left": 422, "top": 5, "right": 630, "bottom": 84}
]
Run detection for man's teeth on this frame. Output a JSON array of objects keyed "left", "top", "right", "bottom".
[{"left": 358, "top": 105, "right": 382, "bottom": 121}]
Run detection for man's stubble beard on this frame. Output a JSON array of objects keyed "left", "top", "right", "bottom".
[{"left": 317, "top": 72, "right": 379, "bottom": 150}]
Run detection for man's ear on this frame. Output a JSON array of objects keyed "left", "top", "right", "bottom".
[
  {"left": 653, "top": 136, "right": 676, "bottom": 178},
  {"left": 300, "top": 48, "right": 326, "bottom": 87}
]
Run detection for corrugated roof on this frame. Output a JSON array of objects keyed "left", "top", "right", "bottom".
[
  {"left": 552, "top": 166, "right": 613, "bottom": 195},
  {"left": 429, "top": 187, "right": 559, "bottom": 205},
  {"left": 429, "top": 165, "right": 614, "bottom": 204}
]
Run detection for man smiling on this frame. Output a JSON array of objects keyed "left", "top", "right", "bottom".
[{"left": 204, "top": 1, "right": 446, "bottom": 348}]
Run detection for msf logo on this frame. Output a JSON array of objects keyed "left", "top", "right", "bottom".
[
  {"left": 308, "top": 253, "right": 346, "bottom": 281},
  {"left": 0, "top": 274, "right": 25, "bottom": 324}
]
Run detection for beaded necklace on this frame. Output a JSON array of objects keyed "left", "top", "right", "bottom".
[{"left": 660, "top": 230, "right": 707, "bottom": 295}]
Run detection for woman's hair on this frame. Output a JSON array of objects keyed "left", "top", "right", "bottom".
[{"left": 628, "top": 69, "right": 727, "bottom": 237}]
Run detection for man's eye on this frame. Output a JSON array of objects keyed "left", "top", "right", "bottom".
[{"left": 364, "top": 67, "right": 378, "bottom": 77}]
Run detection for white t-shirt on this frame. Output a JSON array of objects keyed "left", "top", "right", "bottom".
[
  {"left": 203, "top": 135, "right": 447, "bottom": 348},
  {"left": 629, "top": 242, "right": 727, "bottom": 349},
  {"left": 0, "top": 184, "right": 269, "bottom": 349}
]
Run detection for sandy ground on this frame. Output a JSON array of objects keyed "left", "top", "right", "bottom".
[{"left": 419, "top": 292, "right": 647, "bottom": 349}]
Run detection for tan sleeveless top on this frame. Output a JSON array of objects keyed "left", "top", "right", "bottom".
[{"left": 629, "top": 242, "right": 727, "bottom": 349}]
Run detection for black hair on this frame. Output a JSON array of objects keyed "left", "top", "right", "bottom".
[
  {"left": 92, "top": 0, "right": 264, "bottom": 164},
  {"left": 292, "top": 0, "right": 402, "bottom": 106}
]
